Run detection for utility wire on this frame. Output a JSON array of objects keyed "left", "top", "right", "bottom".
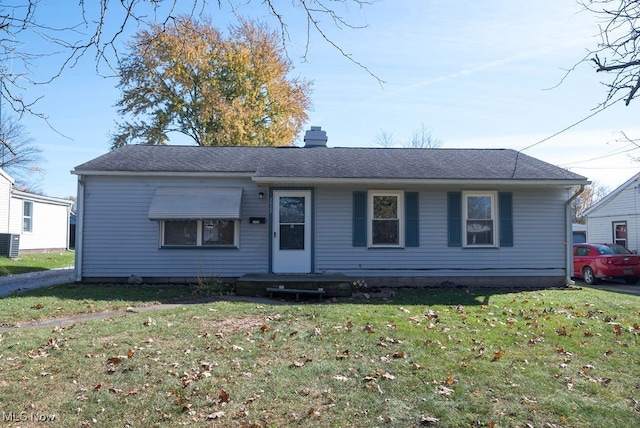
[
  {"left": 519, "top": 94, "right": 626, "bottom": 152},
  {"left": 559, "top": 142, "right": 640, "bottom": 167}
]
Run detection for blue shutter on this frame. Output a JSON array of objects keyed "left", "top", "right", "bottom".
[
  {"left": 353, "top": 191, "right": 367, "bottom": 247},
  {"left": 499, "top": 192, "right": 513, "bottom": 247},
  {"left": 447, "top": 192, "right": 462, "bottom": 247},
  {"left": 405, "top": 192, "right": 419, "bottom": 247}
]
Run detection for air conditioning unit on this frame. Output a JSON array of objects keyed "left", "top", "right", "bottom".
[{"left": 0, "top": 233, "right": 20, "bottom": 258}]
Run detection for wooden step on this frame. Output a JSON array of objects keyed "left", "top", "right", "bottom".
[{"left": 236, "top": 274, "right": 353, "bottom": 298}]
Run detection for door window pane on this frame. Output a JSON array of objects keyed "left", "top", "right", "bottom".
[
  {"left": 280, "top": 224, "right": 305, "bottom": 250},
  {"left": 279, "top": 196, "right": 305, "bottom": 250},
  {"left": 279, "top": 197, "right": 305, "bottom": 223}
]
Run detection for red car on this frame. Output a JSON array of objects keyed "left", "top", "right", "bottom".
[{"left": 573, "top": 243, "right": 640, "bottom": 285}]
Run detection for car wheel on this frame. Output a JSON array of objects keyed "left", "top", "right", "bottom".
[
  {"left": 582, "top": 267, "right": 598, "bottom": 285},
  {"left": 624, "top": 277, "right": 639, "bottom": 285}
]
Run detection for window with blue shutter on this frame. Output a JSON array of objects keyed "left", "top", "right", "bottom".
[
  {"left": 354, "top": 191, "right": 419, "bottom": 248},
  {"left": 449, "top": 191, "right": 513, "bottom": 248}
]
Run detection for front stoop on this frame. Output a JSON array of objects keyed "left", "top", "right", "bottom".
[{"left": 236, "top": 274, "right": 353, "bottom": 298}]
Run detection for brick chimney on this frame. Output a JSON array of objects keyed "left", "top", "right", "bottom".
[{"left": 303, "top": 126, "right": 328, "bottom": 148}]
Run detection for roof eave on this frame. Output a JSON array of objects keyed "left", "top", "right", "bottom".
[
  {"left": 70, "top": 170, "right": 588, "bottom": 187},
  {"left": 252, "top": 176, "right": 590, "bottom": 187},
  {"left": 71, "top": 170, "right": 256, "bottom": 178},
  {"left": 583, "top": 172, "right": 640, "bottom": 217},
  {"left": 11, "top": 190, "right": 74, "bottom": 206}
]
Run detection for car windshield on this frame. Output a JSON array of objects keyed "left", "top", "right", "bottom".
[{"left": 595, "top": 244, "right": 632, "bottom": 255}]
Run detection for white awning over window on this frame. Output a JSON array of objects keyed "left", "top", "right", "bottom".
[{"left": 148, "top": 187, "right": 242, "bottom": 220}]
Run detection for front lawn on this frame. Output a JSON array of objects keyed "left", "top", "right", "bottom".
[
  {"left": 0, "top": 286, "right": 638, "bottom": 427},
  {"left": 0, "top": 251, "right": 75, "bottom": 276}
]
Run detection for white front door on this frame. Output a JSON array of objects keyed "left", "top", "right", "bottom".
[{"left": 272, "top": 190, "right": 312, "bottom": 273}]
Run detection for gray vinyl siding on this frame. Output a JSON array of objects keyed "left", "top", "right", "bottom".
[
  {"left": 79, "top": 175, "right": 269, "bottom": 278},
  {"left": 80, "top": 176, "right": 570, "bottom": 280},
  {"left": 586, "top": 183, "right": 640, "bottom": 252},
  {"left": 315, "top": 185, "right": 568, "bottom": 278}
]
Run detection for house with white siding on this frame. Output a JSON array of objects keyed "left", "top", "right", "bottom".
[
  {"left": 584, "top": 172, "right": 640, "bottom": 252},
  {"left": 72, "top": 127, "right": 588, "bottom": 288},
  {"left": 0, "top": 168, "right": 74, "bottom": 256},
  {"left": 0, "top": 168, "right": 13, "bottom": 234}
]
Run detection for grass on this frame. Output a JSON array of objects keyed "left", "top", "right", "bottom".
[
  {"left": 0, "top": 283, "right": 201, "bottom": 326},
  {"left": 0, "top": 251, "right": 75, "bottom": 276},
  {"left": 0, "top": 285, "right": 639, "bottom": 427}
]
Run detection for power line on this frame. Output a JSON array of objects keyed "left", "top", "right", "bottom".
[
  {"left": 558, "top": 142, "right": 640, "bottom": 167},
  {"left": 519, "top": 94, "right": 627, "bottom": 152}
]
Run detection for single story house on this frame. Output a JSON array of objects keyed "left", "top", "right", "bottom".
[
  {"left": 0, "top": 168, "right": 13, "bottom": 235},
  {"left": 72, "top": 127, "right": 588, "bottom": 288},
  {"left": 584, "top": 172, "right": 640, "bottom": 252},
  {"left": 0, "top": 167, "right": 74, "bottom": 256}
]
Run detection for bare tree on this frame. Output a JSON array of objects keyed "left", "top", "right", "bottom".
[
  {"left": 407, "top": 123, "right": 442, "bottom": 148},
  {"left": 0, "top": 0, "right": 374, "bottom": 116},
  {"left": 374, "top": 124, "right": 442, "bottom": 149},
  {"left": 373, "top": 130, "right": 395, "bottom": 148},
  {"left": 579, "top": 1, "right": 640, "bottom": 106},
  {"left": 0, "top": 115, "right": 44, "bottom": 192}
]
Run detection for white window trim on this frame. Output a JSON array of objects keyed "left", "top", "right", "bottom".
[
  {"left": 23, "top": 200, "right": 33, "bottom": 233},
  {"left": 612, "top": 221, "right": 627, "bottom": 248},
  {"left": 462, "top": 191, "right": 498, "bottom": 248},
  {"left": 367, "top": 190, "right": 404, "bottom": 248},
  {"left": 160, "top": 220, "right": 239, "bottom": 248}
]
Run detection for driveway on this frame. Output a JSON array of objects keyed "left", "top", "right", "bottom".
[
  {"left": 573, "top": 279, "right": 640, "bottom": 296},
  {"left": 0, "top": 267, "right": 75, "bottom": 298}
]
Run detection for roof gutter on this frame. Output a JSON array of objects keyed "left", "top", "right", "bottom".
[
  {"left": 74, "top": 175, "right": 85, "bottom": 282},
  {"left": 70, "top": 170, "right": 255, "bottom": 178},
  {"left": 252, "top": 177, "right": 589, "bottom": 187},
  {"left": 565, "top": 185, "right": 585, "bottom": 285}
]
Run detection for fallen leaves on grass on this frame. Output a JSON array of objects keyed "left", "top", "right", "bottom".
[
  {"left": 420, "top": 415, "right": 440, "bottom": 424},
  {"left": 27, "top": 338, "right": 64, "bottom": 359},
  {"left": 207, "top": 411, "right": 225, "bottom": 420},
  {"left": 435, "top": 385, "right": 454, "bottom": 395}
]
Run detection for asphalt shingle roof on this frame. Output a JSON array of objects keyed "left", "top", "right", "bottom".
[{"left": 73, "top": 145, "right": 587, "bottom": 183}]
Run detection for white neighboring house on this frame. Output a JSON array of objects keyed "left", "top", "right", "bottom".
[
  {"left": 0, "top": 167, "right": 74, "bottom": 256},
  {"left": 584, "top": 172, "right": 640, "bottom": 252},
  {"left": 0, "top": 168, "right": 13, "bottom": 233}
]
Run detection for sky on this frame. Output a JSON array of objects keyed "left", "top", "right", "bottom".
[{"left": 8, "top": 0, "right": 640, "bottom": 198}]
